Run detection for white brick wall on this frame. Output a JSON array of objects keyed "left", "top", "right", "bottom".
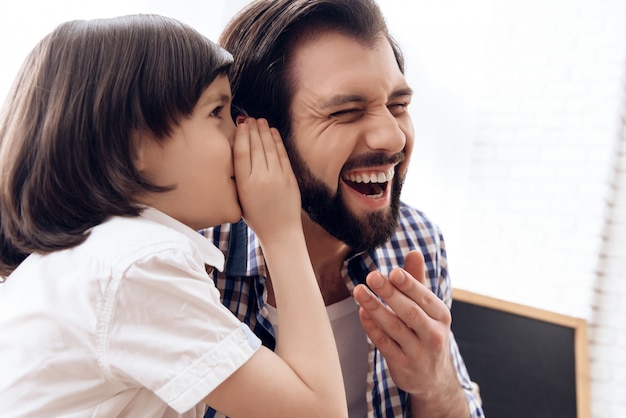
[
  {"left": 592, "top": 108, "right": 626, "bottom": 416},
  {"left": 453, "top": 0, "right": 623, "bottom": 317}
]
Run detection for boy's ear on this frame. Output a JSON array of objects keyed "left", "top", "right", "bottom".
[{"left": 130, "top": 129, "right": 149, "bottom": 172}]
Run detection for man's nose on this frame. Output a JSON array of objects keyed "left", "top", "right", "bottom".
[{"left": 362, "top": 109, "right": 406, "bottom": 153}]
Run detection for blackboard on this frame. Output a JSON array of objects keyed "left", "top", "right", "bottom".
[{"left": 451, "top": 289, "right": 590, "bottom": 418}]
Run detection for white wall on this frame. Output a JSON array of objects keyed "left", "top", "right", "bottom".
[
  {"left": 383, "top": 0, "right": 626, "bottom": 416},
  {"left": 591, "top": 99, "right": 626, "bottom": 417},
  {"left": 1, "top": 0, "right": 624, "bottom": 416},
  {"left": 0, "top": 0, "right": 241, "bottom": 102}
]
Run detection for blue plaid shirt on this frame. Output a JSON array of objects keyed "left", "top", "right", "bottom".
[{"left": 202, "top": 202, "right": 484, "bottom": 417}]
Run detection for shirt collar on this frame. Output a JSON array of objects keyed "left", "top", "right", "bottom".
[
  {"left": 140, "top": 206, "right": 225, "bottom": 272},
  {"left": 221, "top": 219, "right": 371, "bottom": 283}
]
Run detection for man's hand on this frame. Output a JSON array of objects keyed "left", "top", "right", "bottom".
[{"left": 353, "top": 250, "right": 469, "bottom": 417}]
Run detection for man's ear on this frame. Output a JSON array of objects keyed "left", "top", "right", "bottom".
[{"left": 236, "top": 114, "right": 248, "bottom": 126}]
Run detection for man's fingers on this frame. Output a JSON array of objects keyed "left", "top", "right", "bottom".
[
  {"left": 403, "top": 250, "right": 426, "bottom": 286},
  {"left": 357, "top": 303, "right": 405, "bottom": 359},
  {"left": 353, "top": 284, "right": 408, "bottom": 353},
  {"left": 354, "top": 279, "right": 423, "bottom": 347},
  {"left": 360, "top": 265, "right": 450, "bottom": 334},
  {"left": 388, "top": 268, "right": 450, "bottom": 324}
]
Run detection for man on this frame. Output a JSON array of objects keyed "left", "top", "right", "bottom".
[{"left": 203, "top": 0, "right": 484, "bottom": 417}]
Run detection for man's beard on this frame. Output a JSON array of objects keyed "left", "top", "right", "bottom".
[{"left": 288, "top": 147, "right": 405, "bottom": 253}]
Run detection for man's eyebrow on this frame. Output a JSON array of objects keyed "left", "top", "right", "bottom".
[
  {"left": 319, "top": 88, "right": 414, "bottom": 110},
  {"left": 319, "top": 94, "right": 367, "bottom": 110},
  {"left": 389, "top": 87, "right": 414, "bottom": 99}
]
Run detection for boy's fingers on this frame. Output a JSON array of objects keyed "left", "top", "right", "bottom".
[
  {"left": 271, "top": 127, "right": 292, "bottom": 174},
  {"left": 245, "top": 118, "right": 268, "bottom": 170},
  {"left": 256, "top": 119, "right": 278, "bottom": 169},
  {"left": 233, "top": 121, "right": 251, "bottom": 176}
]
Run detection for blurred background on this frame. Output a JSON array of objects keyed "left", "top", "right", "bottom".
[{"left": 1, "top": 0, "right": 624, "bottom": 415}]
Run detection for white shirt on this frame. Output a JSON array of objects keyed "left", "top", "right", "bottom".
[{"left": 0, "top": 208, "right": 260, "bottom": 418}]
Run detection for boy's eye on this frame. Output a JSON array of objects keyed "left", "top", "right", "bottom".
[{"left": 210, "top": 106, "right": 224, "bottom": 117}]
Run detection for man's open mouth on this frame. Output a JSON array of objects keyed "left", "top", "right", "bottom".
[{"left": 342, "top": 167, "right": 395, "bottom": 198}]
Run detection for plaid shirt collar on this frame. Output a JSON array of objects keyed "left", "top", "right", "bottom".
[{"left": 221, "top": 220, "right": 376, "bottom": 289}]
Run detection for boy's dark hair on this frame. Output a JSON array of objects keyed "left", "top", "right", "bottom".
[
  {"left": 219, "top": 0, "right": 405, "bottom": 143},
  {"left": 0, "top": 14, "right": 233, "bottom": 276}
]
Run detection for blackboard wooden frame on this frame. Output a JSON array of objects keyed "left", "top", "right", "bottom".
[{"left": 451, "top": 288, "right": 591, "bottom": 418}]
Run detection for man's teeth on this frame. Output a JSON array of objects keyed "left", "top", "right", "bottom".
[{"left": 344, "top": 168, "right": 394, "bottom": 184}]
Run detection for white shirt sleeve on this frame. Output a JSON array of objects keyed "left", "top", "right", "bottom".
[{"left": 100, "top": 245, "right": 261, "bottom": 414}]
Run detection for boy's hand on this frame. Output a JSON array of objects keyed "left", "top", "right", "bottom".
[{"left": 233, "top": 118, "right": 301, "bottom": 239}]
